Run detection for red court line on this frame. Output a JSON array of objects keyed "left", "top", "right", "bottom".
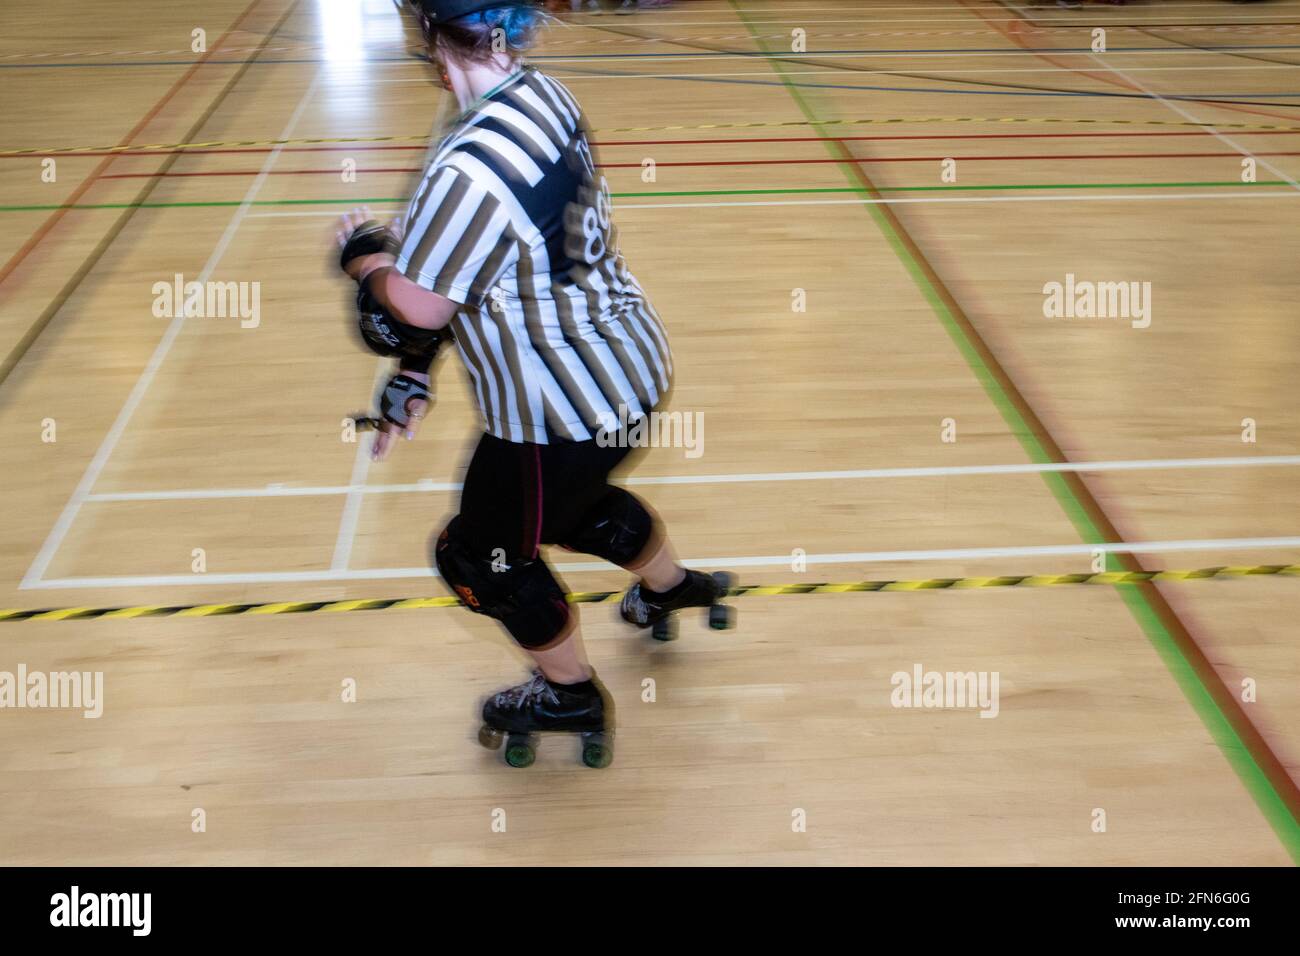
[
  {"left": 610, "top": 150, "right": 1299, "bottom": 167},
  {"left": 7, "top": 128, "right": 1300, "bottom": 162},
  {"left": 0, "top": 0, "right": 266, "bottom": 291},
  {"left": 99, "top": 167, "right": 423, "bottom": 179},
  {"left": 0, "top": 145, "right": 429, "bottom": 159},
  {"left": 597, "top": 130, "right": 1300, "bottom": 146},
  {"left": 85, "top": 149, "right": 1300, "bottom": 182}
]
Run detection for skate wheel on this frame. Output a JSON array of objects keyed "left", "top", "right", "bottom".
[
  {"left": 581, "top": 733, "right": 613, "bottom": 769},
  {"left": 710, "top": 571, "right": 737, "bottom": 595},
  {"left": 709, "top": 603, "right": 736, "bottom": 631},
  {"left": 504, "top": 734, "right": 536, "bottom": 768},
  {"left": 651, "top": 616, "right": 678, "bottom": 642},
  {"left": 477, "top": 724, "right": 504, "bottom": 750}
]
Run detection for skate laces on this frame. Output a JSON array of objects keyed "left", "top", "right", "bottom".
[
  {"left": 620, "top": 583, "right": 652, "bottom": 625},
  {"left": 500, "top": 672, "right": 559, "bottom": 711}
]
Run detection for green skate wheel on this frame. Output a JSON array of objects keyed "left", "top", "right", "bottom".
[
  {"left": 581, "top": 734, "right": 613, "bottom": 769},
  {"left": 708, "top": 603, "right": 735, "bottom": 631},
  {"left": 504, "top": 734, "right": 536, "bottom": 768},
  {"left": 478, "top": 724, "right": 504, "bottom": 750},
  {"left": 651, "top": 616, "right": 678, "bottom": 642}
]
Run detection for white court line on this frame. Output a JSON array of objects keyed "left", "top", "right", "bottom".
[
  {"left": 331, "top": 358, "right": 388, "bottom": 571},
  {"left": 1083, "top": 51, "right": 1300, "bottom": 193},
  {"left": 242, "top": 191, "right": 1300, "bottom": 220},
  {"left": 20, "top": 69, "right": 325, "bottom": 589},
  {"left": 248, "top": 209, "right": 405, "bottom": 219},
  {"left": 80, "top": 454, "right": 1300, "bottom": 503},
  {"left": 22, "top": 535, "right": 1300, "bottom": 590}
]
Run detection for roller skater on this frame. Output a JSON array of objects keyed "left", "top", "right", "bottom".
[{"left": 333, "top": 0, "right": 734, "bottom": 769}]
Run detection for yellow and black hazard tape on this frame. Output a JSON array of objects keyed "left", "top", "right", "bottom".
[
  {"left": 2, "top": 564, "right": 1296, "bottom": 623},
  {"left": 6, "top": 116, "right": 1300, "bottom": 156}
]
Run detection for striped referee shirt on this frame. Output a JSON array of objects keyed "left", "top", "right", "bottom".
[{"left": 395, "top": 67, "right": 672, "bottom": 444}]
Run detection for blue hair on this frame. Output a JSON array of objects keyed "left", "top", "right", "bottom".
[
  {"left": 434, "top": 5, "right": 547, "bottom": 57},
  {"left": 474, "top": 6, "right": 545, "bottom": 47}
]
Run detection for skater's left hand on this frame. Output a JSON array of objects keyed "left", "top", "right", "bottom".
[{"left": 336, "top": 206, "right": 397, "bottom": 282}]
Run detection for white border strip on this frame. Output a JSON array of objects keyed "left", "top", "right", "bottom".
[
  {"left": 330, "top": 358, "right": 387, "bottom": 571},
  {"left": 79, "top": 454, "right": 1300, "bottom": 503},
  {"left": 22, "top": 535, "right": 1300, "bottom": 590}
]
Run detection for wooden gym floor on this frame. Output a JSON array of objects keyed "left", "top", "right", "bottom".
[{"left": 0, "top": 0, "right": 1297, "bottom": 865}]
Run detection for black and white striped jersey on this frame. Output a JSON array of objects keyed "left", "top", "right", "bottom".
[{"left": 395, "top": 67, "right": 672, "bottom": 444}]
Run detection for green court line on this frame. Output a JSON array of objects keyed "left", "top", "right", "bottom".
[
  {"left": 0, "top": 180, "right": 1285, "bottom": 213},
  {"left": 730, "top": 0, "right": 1300, "bottom": 862}
]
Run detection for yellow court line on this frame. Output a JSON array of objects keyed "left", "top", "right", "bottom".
[{"left": 2, "top": 565, "right": 1297, "bottom": 623}]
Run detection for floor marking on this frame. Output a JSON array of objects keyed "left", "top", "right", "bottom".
[
  {"left": 331, "top": 359, "right": 387, "bottom": 571},
  {"left": 528, "top": 47, "right": 1300, "bottom": 63},
  {"left": 5, "top": 565, "right": 1297, "bottom": 623},
  {"left": 20, "top": 69, "right": 325, "bottom": 589},
  {"left": 614, "top": 189, "right": 1300, "bottom": 209},
  {"left": 736, "top": 0, "right": 1300, "bottom": 860},
  {"left": 7, "top": 180, "right": 1298, "bottom": 214},
  {"left": 238, "top": 190, "right": 1300, "bottom": 218},
  {"left": 1083, "top": 50, "right": 1300, "bottom": 193},
  {"left": 5, "top": 24, "right": 1293, "bottom": 61},
  {"left": 78, "top": 454, "right": 1300, "bottom": 503},
  {"left": 18, "top": 536, "right": 1300, "bottom": 591},
  {"left": 10, "top": 116, "right": 1299, "bottom": 157},
  {"left": 372, "top": 63, "right": 1300, "bottom": 85},
  {"left": 0, "top": 0, "right": 277, "bottom": 387},
  {"left": 0, "top": 0, "right": 264, "bottom": 292},
  {"left": 556, "top": 15, "right": 1300, "bottom": 28}
]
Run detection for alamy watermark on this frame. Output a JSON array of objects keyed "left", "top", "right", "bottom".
[
  {"left": 1042, "top": 273, "right": 1151, "bottom": 329},
  {"left": 0, "top": 665, "right": 103, "bottom": 718},
  {"left": 890, "top": 663, "right": 1000, "bottom": 718},
  {"left": 50, "top": 886, "right": 150, "bottom": 936},
  {"left": 152, "top": 273, "right": 260, "bottom": 328},
  {"left": 595, "top": 403, "right": 704, "bottom": 459}
]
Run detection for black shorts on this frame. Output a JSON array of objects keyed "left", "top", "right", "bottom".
[{"left": 457, "top": 432, "right": 635, "bottom": 561}]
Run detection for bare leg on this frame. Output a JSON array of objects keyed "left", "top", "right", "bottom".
[
  {"left": 527, "top": 611, "right": 593, "bottom": 684},
  {"left": 622, "top": 532, "right": 685, "bottom": 593}
]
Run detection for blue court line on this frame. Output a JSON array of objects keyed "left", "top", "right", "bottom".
[{"left": 5, "top": 43, "right": 1300, "bottom": 69}]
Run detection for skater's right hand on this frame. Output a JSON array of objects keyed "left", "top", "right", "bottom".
[{"left": 371, "top": 369, "right": 430, "bottom": 463}]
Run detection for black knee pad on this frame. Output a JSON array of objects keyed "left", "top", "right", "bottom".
[
  {"left": 434, "top": 518, "right": 570, "bottom": 648},
  {"left": 563, "top": 489, "right": 654, "bottom": 566}
]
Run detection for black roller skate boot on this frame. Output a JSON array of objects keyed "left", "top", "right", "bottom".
[
  {"left": 620, "top": 569, "right": 737, "bottom": 642},
  {"left": 477, "top": 670, "right": 614, "bottom": 769}
]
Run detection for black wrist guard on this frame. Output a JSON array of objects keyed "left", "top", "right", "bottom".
[{"left": 340, "top": 220, "right": 400, "bottom": 272}]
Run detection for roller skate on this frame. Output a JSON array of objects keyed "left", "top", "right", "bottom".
[
  {"left": 476, "top": 670, "right": 614, "bottom": 769},
  {"left": 620, "top": 569, "right": 737, "bottom": 642}
]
